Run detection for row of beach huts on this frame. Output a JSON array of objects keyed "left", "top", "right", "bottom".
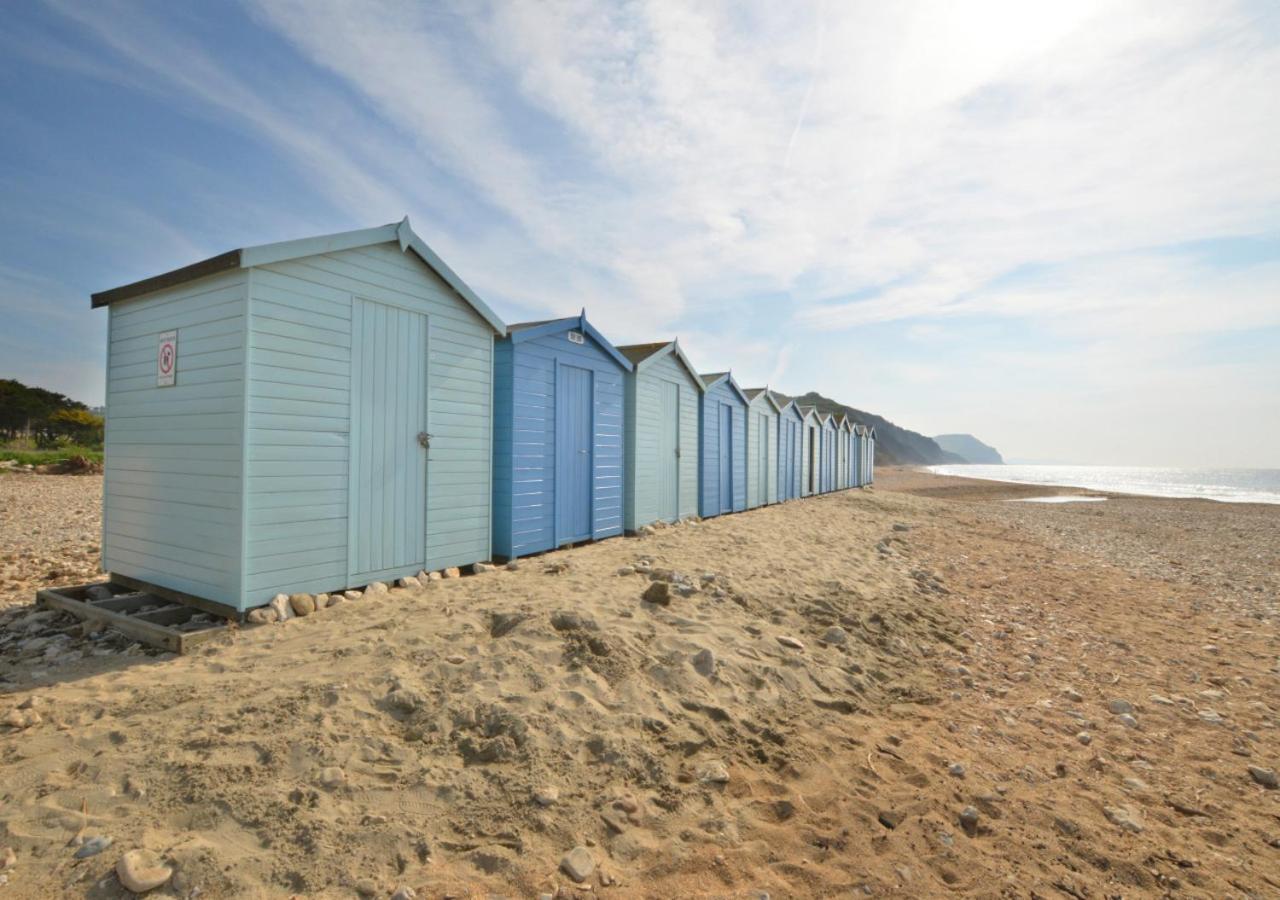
[{"left": 89, "top": 219, "right": 874, "bottom": 617}]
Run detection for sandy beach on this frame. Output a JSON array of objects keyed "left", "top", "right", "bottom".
[{"left": 1, "top": 467, "right": 1278, "bottom": 898}]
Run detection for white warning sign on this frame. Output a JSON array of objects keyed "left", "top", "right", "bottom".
[{"left": 157, "top": 330, "right": 177, "bottom": 387}]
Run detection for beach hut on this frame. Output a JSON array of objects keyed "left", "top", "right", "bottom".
[
  {"left": 617, "top": 340, "right": 703, "bottom": 531},
  {"left": 91, "top": 217, "right": 506, "bottom": 615},
  {"left": 773, "top": 394, "right": 804, "bottom": 501},
  {"left": 837, "top": 415, "right": 853, "bottom": 490},
  {"left": 867, "top": 426, "right": 877, "bottom": 484},
  {"left": 698, "top": 372, "right": 749, "bottom": 517},
  {"left": 820, "top": 413, "right": 838, "bottom": 493},
  {"left": 492, "top": 312, "right": 632, "bottom": 560},
  {"left": 742, "top": 388, "right": 781, "bottom": 508},
  {"left": 799, "top": 406, "right": 822, "bottom": 496}
]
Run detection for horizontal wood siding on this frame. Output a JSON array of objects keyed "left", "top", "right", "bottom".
[
  {"left": 243, "top": 241, "right": 493, "bottom": 604},
  {"left": 745, "top": 395, "right": 779, "bottom": 508},
  {"left": 625, "top": 351, "right": 700, "bottom": 530},
  {"left": 103, "top": 271, "right": 247, "bottom": 608},
  {"left": 494, "top": 327, "right": 627, "bottom": 558},
  {"left": 699, "top": 381, "right": 747, "bottom": 518}
]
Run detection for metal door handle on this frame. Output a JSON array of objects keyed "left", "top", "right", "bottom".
[
  {"left": 417, "top": 432, "right": 432, "bottom": 448},
  {"left": 578, "top": 449, "right": 588, "bottom": 454}
]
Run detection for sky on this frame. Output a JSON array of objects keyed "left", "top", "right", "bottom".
[{"left": 1, "top": 0, "right": 1278, "bottom": 467}]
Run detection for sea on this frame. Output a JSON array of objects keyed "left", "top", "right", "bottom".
[{"left": 926, "top": 464, "right": 1280, "bottom": 505}]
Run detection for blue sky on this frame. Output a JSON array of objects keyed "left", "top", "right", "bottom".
[{"left": 2, "top": 0, "right": 1278, "bottom": 466}]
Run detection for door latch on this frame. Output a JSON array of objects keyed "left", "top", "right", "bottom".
[{"left": 417, "top": 432, "right": 432, "bottom": 449}]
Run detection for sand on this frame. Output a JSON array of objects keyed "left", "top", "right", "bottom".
[{"left": 0, "top": 467, "right": 1277, "bottom": 898}]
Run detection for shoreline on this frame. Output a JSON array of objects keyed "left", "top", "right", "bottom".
[{"left": 907, "top": 463, "right": 1280, "bottom": 507}]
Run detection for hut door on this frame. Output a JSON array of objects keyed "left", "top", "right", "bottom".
[
  {"left": 808, "top": 428, "right": 818, "bottom": 493},
  {"left": 556, "top": 364, "right": 593, "bottom": 544},
  {"left": 348, "top": 299, "right": 427, "bottom": 582},
  {"left": 718, "top": 404, "right": 733, "bottom": 514},
  {"left": 756, "top": 413, "right": 768, "bottom": 502},
  {"left": 657, "top": 381, "right": 680, "bottom": 521}
]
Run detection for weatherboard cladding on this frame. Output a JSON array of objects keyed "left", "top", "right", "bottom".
[
  {"left": 775, "top": 399, "right": 804, "bottom": 501},
  {"left": 698, "top": 374, "right": 748, "bottom": 518},
  {"left": 103, "top": 270, "right": 249, "bottom": 609},
  {"left": 818, "top": 414, "right": 837, "bottom": 493},
  {"left": 800, "top": 407, "right": 821, "bottom": 496},
  {"left": 98, "top": 223, "right": 501, "bottom": 612},
  {"left": 621, "top": 343, "right": 701, "bottom": 531},
  {"left": 492, "top": 316, "right": 629, "bottom": 559},
  {"left": 744, "top": 390, "right": 779, "bottom": 508}
]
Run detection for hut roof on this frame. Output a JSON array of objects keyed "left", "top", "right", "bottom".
[
  {"left": 615, "top": 340, "right": 704, "bottom": 388},
  {"left": 90, "top": 217, "right": 507, "bottom": 335},
  {"left": 504, "top": 312, "right": 632, "bottom": 371}
]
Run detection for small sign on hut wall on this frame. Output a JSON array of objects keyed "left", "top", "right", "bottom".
[
  {"left": 157, "top": 330, "right": 177, "bottom": 387},
  {"left": 567, "top": 330, "right": 585, "bottom": 345}
]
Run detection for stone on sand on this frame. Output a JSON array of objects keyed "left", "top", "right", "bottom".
[
  {"left": 343, "top": 590, "right": 362, "bottom": 601},
  {"left": 366, "top": 581, "right": 389, "bottom": 595},
  {"left": 560, "top": 846, "right": 595, "bottom": 883},
  {"left": 443, "top": 567, "right": 461, "bottom": 579},
  {"left": 533, "top": 786, "right": 559, "bottom": 807},
  {"left": 314, "top": 593, "right": 331, "bottom": 610},
  {"left": 1076, "top": 732, "right": 1093, "bottom": 746},
  {"left": 398, "top": 576, "right": 421, "bottom": 590},
  {"left": 1248, "top": 765, "right": 1278, "bottom": 789},
  {"left": 1, "top": 846, "right": 14, "bottom": 869},
  {"left": 427, "top": 571, "right": 443, "bottom": 581},
  {"left": 1116, "top": 714, "right": 1139, "bottom": 729},
  {"left": 959, "top": 806, "right": 979, "bottom": 836},
  {"left": 269, "top": 594, "right": 293, "bottom": 621},
  {"left": 642, "top": 581, "right": 671, "bottom": 605},
  {"left": 776, "top": 635, "right": 805, "bottom": 650},
  {"left": 698, "top": 760, "right": 731, "bottom": 784},
  {"left": 1103, "top": 805, "right": 1144, "bottom": 833},
  {"left": 116, "top": 849, "right": 172, "bottom": 894},
  {"left": 471, "top": 562, "right": 495, "bottom": 574},
  {"left": 288, "top": 593, "right": 315, "bottom": 617},
  {"left": 1107, "top": 699, "right": 1133, "bottom": 715},
  {"left": 318, "top": 766, "right": 346, "bottom": 788},
  {"left": 691, "top": 648, "right": 716, "bottom": 676},
  {"left": 821, "top": 626, "right": 848, "bottom": 645},
  {"left": 505, "top": 560, "right": 520, "bottom": 571}
]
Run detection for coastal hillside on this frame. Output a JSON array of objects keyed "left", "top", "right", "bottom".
[
  {"left": 789, "top": 391, "right": 964, "bottom": 466},
  {"left": 933, "top": 433, "right": 1004, "bottom": 464}
]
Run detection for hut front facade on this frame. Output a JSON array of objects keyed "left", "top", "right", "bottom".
[
  {"left": 743, "top": 388, "right": 781, "bottom": 508},
  {"left": 698, "top": 372, "right": 749, "bottom": 517},
  {"left": 774, "top": 395, "right": 803, "bottom": 501},
  {"left": 618, "top": 340, "right": 703, "bottom": 531},
  {"left": 492, "top": 313, "right": 631, "bottom": 560},
  {"left": 820, "top": 413, "right": 838, "bottom": 493},
  {"left": 867, "top": 427, "right": 877, "bottom": 484},
  {"left": 839, "top": 417, "right": 852, "bottom": 489},
  {"left": 93, "top": 218, "right": 506, "bottom": 613},
  {"left": 799, "top": 406, "right": 821, "bottom": 496}
]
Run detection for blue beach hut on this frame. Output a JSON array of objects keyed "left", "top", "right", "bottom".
[
  {"left": 698, "top": 372, "right": 750, "bottom": 517},
  {"left": 773, "top": 394, "right": 804, "bottom": 502},
  {"left": 492, "top": 312, "right": 632, "bottom": 559},
  {"left": 617, "top": 340, "right": 704, "bottom": 531},
  {"left": 820, "top": 413, "right": 838, "bottom": 493}
]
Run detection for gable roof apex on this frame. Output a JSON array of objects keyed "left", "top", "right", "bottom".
[{"left": 92, "top": 216, "right": 507, "bottom": 336}]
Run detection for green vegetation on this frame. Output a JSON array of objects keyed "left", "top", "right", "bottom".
[{"left": 0, "top": 379, "right": 104, "bottom": 470}]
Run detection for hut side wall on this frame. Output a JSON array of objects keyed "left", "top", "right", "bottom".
[
  {"left": 626, "top": 352, "right": 700, "bottom": 530},
  {"left": 103, "top": 270, "right": 248, "bottom": 609}
]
